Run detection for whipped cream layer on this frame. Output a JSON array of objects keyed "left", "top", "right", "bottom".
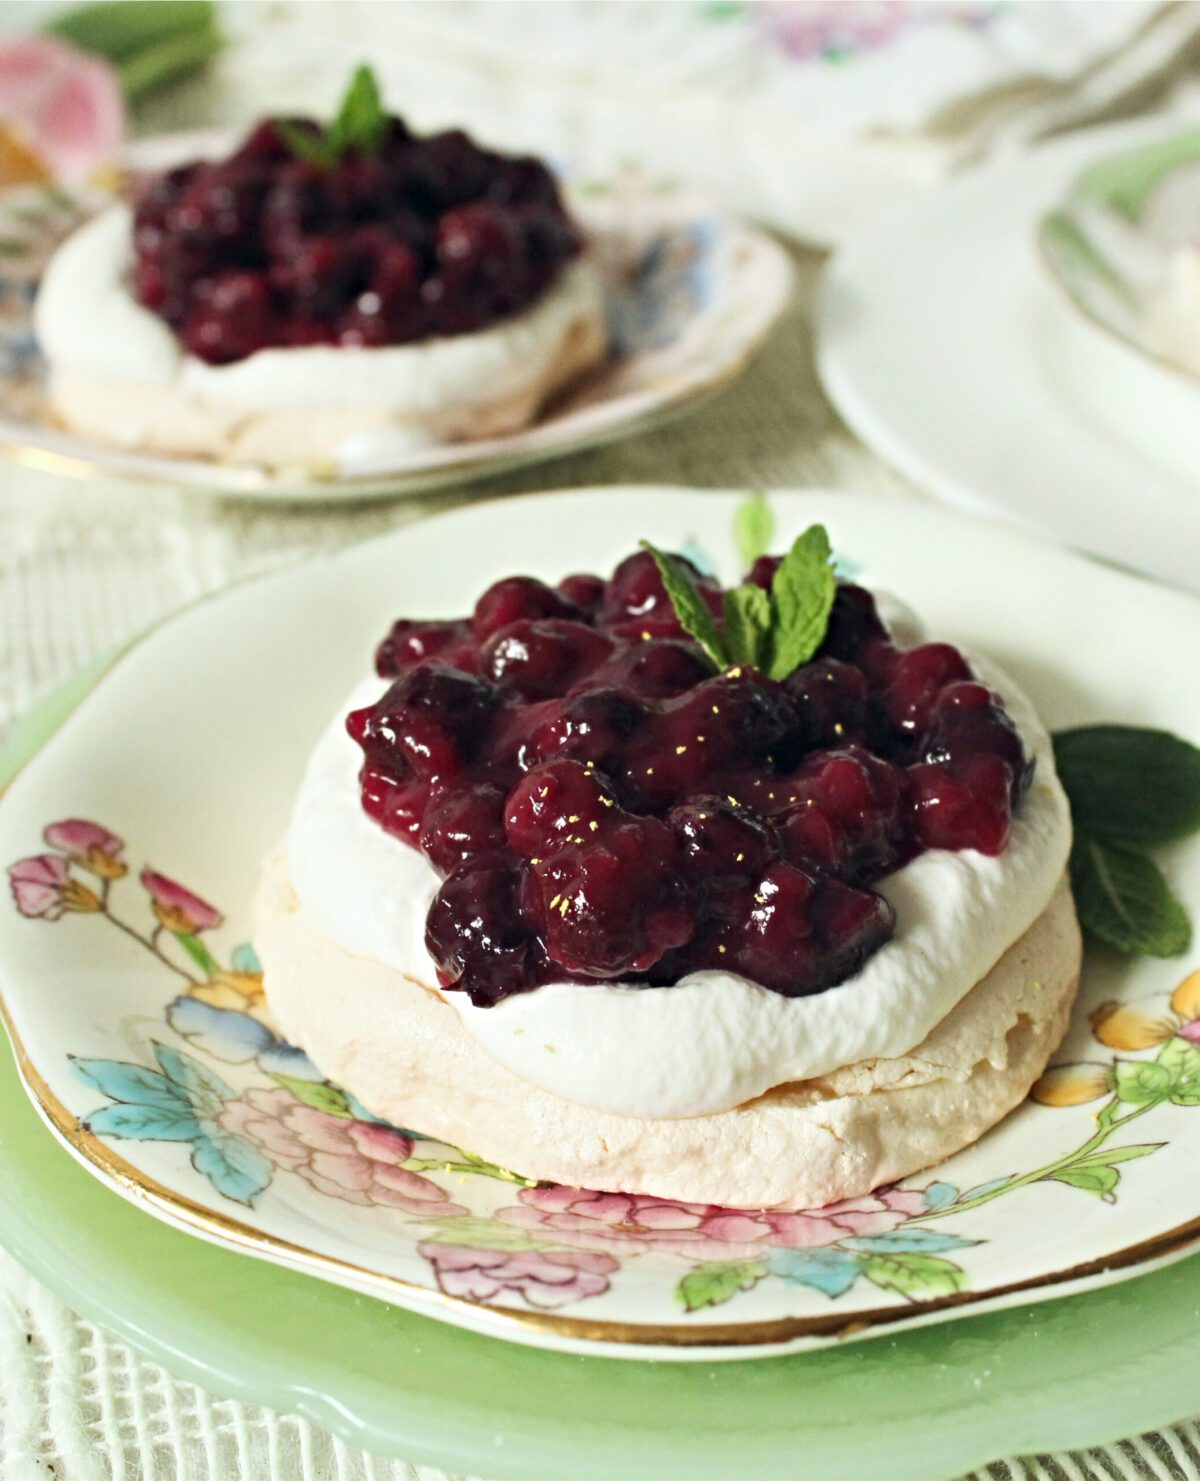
[
  {"left": 34, "top": 204, "right": 603, "bottom": 417},
  {"left": 287, "top": 647, "right": 1071, "bottom": 1121}
]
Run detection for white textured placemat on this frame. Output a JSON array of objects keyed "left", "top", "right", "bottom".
[{"left": 1, "top": 4, "right": 1199, "bottom": 1476}]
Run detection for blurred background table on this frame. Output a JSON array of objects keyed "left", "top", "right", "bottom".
[{"left": 2, "top": 4, "right": 1200, "bottom": 1478}]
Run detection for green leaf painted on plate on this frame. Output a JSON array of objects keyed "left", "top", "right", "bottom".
[
  {"left": 1048, "top": 1164, "right": 1120, "bottom": 1199},
  {"left": 1113, "top": 1058, "right": 1173, "bottom": 1106},
  {"left": 860, "top": 1252, "right": 967, "bottom": 1302},
  {"left": 676, "top": 1259, "right": 768, "bottom": 1312},
  {"left": 270, "top": 1073, "right": 353, "bottom": 1118},
  {"left": 175, "top": 932, "right": 222, "bottom": 978}
]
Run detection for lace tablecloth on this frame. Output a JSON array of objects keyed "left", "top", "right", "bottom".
[{"left": 2, "top": 6, "right": 1200, "bottom": 1477}]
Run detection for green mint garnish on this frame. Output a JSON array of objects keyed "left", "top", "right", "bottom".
[
  {"left": 639, "top": 542, "right": 729, "bottom": 669},
  {"left": 640, "top": 507, "right": 836, "bottom": 678},
  {"left": 733, "top": 492, "right": 775, "bottom": 571},
  {"left": 1052, "top": 724, "right": 1200, "bottom": 957},
  {"left": 764, "top": 524, "right": 836, "bottom": 680},
  {"left": 277, "top": 63, "right": 386, "bottom": 169},
  {"left": 722, "top": 583, "right": 772, "bottom": 670},
  {"left": 1052, "top": 726, "right": 1200, "bottom": 843},
  {"left": 1068, "top": 835, "right": 1192, "bottom": 957}
]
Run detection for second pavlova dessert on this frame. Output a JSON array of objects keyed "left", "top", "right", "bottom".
[
  {"left": 257, "top": 517, "right": 1079, "bottom": 1208},
  {"left": 35, "top": 66, "right": 606, "bottom": 468}
]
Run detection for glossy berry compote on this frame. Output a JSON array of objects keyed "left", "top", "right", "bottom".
[
  {"left": 131, "top": 115, "right": 581, "bottom": 364},
  {"left": 347, "top": 553, "right": 1034, "bottom": 1006}
]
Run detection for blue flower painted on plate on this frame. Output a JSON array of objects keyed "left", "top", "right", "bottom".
[{"left": 73, "top": 1040, "right": 272, "bottom": 1206}]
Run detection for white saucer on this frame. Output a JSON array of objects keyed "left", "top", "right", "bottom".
[{"left": 817, "top": 117, "right": 1200, "bottom": 595}]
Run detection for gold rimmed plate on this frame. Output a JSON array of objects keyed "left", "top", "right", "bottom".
[
  {"left": 1, "top": 487, "right": 1199, "bottom": 1358},
  {"left": 0, "top": 135, "right": 791, "bottom": 503}
]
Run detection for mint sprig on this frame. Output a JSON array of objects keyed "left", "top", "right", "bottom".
[
  {"left": 1053, "top": 725, "right": 1200, "bottom": 957},
  {"left": 642, "top": 522, "right": 836, "bottom": 679},
  {"left": 1053, "top": 726, "right": 1200, "bottom": 843},
  {"left": 1069, "top": 837, "right": 1192, "bottom": 957},
  {"left": 733, "top": 492, "right": 775, "bottom": 571},
  {"left": 277, "top": 63, "right": 386, "bottom": 169},
  {"left": 765, "top": 525, "right": 836, "bottom": 681}
]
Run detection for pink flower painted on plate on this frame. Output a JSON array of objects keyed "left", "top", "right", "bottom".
[
  {"left": 419, "top": 1243, "right": 618, "bottom": 1309},
  {"left": 0, "top": 36, "right": 125, "bottom": 187},
  {"left": 498, "top": 1184, "right": 927, "bottom": 1260},
  {"left": 44, "top": 819, "right": 126, "bottom": 879},
  {"left": 140, "top": 868, "right": 222, "bottom": 935},
  {"left": 753, "top": 1, "right": 994, "bottom": 63},
  {"left": 8, "top": 854, "right": 100, "bottom": 919},
  {"left": 219, "top": 1086, "right": 467, "bottom": 1215}
]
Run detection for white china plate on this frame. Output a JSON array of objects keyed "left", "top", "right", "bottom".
[
  {"left": 1, "top": 487, "right": 1198, "bottom": 1360},
  {"left": 0, "top": 135, "right": 791, "bottom": 502},
  {"left": 816, "top": 117, "right": 1200, "bottom": 595}
]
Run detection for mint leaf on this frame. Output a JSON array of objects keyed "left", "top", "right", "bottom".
[
  {"left": 723, "top": 584, "right": 772, "bottom": 668},
  {"left": 1053, "top": 726, "right": 1200, "bottom": 843},
  {"left": 277, "top": 65, "right": 385, "bottom": 167},
  {"left": 1070, "top": 837, "right": 1192, "bottom": 956},
  {"left": 766, "top": 525, "right": 836, "bottom": 680},
  {"left": 275, "top": 117, "right": 333, "bottom": 168},
  {"left": 640, "top": 542, "right": 728, "bottom": 668},
  {"left": 328, "top": 63, "right": 386, "bottom": 157},
  {"left": 734, "top": 493, "right": 774, "bottom": 571}
]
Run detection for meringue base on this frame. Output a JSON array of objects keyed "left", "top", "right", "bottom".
[
  {"left": 253, "top": 851, "right": 1081, "bottom": 1209},
  {"left": 44, "top": 297, "right": 607, "bottom": 469}
]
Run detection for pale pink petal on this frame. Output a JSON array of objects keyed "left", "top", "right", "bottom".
[
  {"left": 347, "top": 1121, "right": 414, "bottom": 1163},
  {"left": 306, "top": 1149, "right": 372, "bottom": 1193},
  {"left": 765, "top": 1213, "right": 846, "bottom": 1250},
  {"left": 878, "top": 1188, "right": 928, "bottom": 1219},
  {"left": 44, "top": 819, "right": 123, "bottom": 858},
  {"left": 295, "top": 1164, "right": 372, "bottom": 1204},
  {"left": 371, "top": 1165, "right": 457, "bottom": 1204},
  {"left": 0, "top": 38, "right": 124, "bottom": 185},
  {"left": 628, "top": 1200, "right": 707, "bottom": 1231},
  {"left": 695, "top": 1213, "right": 773, "bottom": 1245},
  {"left": 8, "top": 854, "right": 69, "bottom": 918},
  {"left": 281, "top": 1105, "right": 355, "bottom": 1155}
]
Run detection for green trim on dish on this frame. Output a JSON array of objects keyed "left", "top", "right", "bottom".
[{"left": 1074, "top": 126, "right": 1200, "bottom": 220}]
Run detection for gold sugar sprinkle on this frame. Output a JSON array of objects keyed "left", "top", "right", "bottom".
[{"left": 675, "top": 745, "right": 687, "bottom": 754}]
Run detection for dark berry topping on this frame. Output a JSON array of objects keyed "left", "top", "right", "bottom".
[
  {"left": 131, "top": 113, "right": 582, "bottom": 365},
  {"left": 348, "top": 556, "right": 1033, "bottom": 1005}
]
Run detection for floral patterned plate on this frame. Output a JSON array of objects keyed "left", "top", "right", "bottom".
[
  {"left": 1, "top": 487, "right": 1199, "bottom": 1362},
  {"left": 0, "top": 135, "right": 791, "bottom": 502}
]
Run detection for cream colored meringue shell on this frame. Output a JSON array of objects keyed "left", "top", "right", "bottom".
[{"left": 254, "top": 852, "right": 1081, "bottom": 1209}]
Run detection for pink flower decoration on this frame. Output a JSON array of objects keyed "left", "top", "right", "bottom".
[
  {"left": 219, "top": 1087, "right": 467, "bottom": 1215},
  {"left": 44, "top": 818, "right": 126, "bottom": 878},
  {"left": 419, "top": 1243, "right": 618, "bottom": 1309},
  {"left": 140, "top": 868, "right": 222, "bottom": 933},
  {"left": 8, "top": 853, "right": 70, "bottom": 918},
  {"left": 0, "top": 37, "right": 125, "bottom": 186},
  {"left": 44, "top": 818, "right": 122, "bottom": 857},
  {"left": 499, "top": 1184, "right": 926, "bottom": 1259}
]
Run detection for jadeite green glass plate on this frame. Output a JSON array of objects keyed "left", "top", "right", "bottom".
[{"left": 1, "top": 514, "right": 1200, "bottom": 1478}]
